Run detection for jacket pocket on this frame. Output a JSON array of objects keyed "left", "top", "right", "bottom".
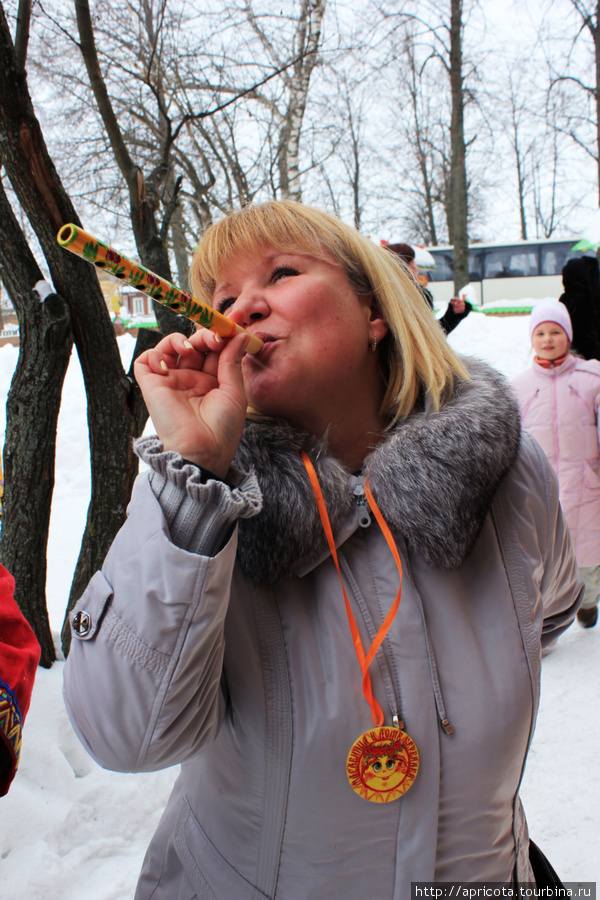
[
  {"left": 520, "top": 389, "right": 540, "bottom": 421},
  {"left": 568, "top": 384, "right": 595, "bottom": 417},
  {"left": 70, "top": 570, "right": 113, "bottom": 641},
  {"left": 174, "top": 799, "right": 269, "bottom": 900}
]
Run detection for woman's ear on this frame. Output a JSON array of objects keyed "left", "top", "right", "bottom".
[{"left": 369, "top": 298, "right": 389, "bottom": 341}]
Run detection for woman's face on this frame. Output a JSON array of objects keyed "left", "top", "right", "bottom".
[
  {"left": 213, "top": 246, "right": 388, "bottom": 432},
  {"left": 532, "top": 322, "right": 570, "bottom": 361}
]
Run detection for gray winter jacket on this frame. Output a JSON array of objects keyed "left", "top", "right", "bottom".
[{"left": 63, "top": 358, "right": 580, "bottom": 899}]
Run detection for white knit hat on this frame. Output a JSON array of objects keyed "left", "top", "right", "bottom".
[{"left": 529, "top": 300, "right": 573, "bottom": 341}]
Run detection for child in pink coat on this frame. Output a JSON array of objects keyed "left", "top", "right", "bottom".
[{"left": 512, "top": 299, "right": 600, "bottom": 627}]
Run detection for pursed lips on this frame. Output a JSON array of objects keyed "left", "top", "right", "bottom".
[{"left": 244, "top": 332, "right": 279, "bottom": 361}]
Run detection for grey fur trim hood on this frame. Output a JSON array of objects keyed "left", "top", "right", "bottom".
[{"left": 233, "top": 357, "right": 521, "bottom": 584}]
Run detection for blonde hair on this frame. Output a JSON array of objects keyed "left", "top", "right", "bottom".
[{"left": 190, "top": 200, "right": 470, "bottom": 423}]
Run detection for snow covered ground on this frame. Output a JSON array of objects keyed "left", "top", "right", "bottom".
[{"left": 0, "top": 306, "right": 598, "bottom": 898}]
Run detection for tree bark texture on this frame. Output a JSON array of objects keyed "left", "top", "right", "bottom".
[
  {"left": 0, "top": 181, "right": 72, "bottom": 667},
  {"left": 74, "top": 0, "right": 192, "bottom": 337},
  {"left": 0, "top": 2, "right": 146, "bottom": 658},
  {"left": 278, "top": 0, "right": 326, "bottom": 200},
  {"left": 448, "top": 0, "right": 469, "bottom": 293}
]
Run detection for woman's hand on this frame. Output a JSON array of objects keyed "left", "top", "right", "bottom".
[{"left": 134, "top": 330, "right": 250, "bottom": 478}]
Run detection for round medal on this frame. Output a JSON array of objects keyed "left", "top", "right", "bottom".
[{"left": 346, "top": 726, "right": 419, "bottom": 803}]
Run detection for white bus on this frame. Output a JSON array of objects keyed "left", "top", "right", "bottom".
[{"left": 425, "top": 238, "right": 595, "bottom": 306}]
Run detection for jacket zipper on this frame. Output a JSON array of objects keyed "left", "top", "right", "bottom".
[{"left": 353, "top": 477, "right": 371, "bottom": 528}]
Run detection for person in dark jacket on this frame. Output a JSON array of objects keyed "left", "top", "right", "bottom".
[
  {"left": 386, "top": 242, "right": 471, "bottom": 335},
  {"left": 559, "top": 255, "right": 600, "bottom": 361}
]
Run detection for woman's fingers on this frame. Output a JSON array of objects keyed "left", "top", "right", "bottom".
[
  {"left": 135, "top": 329, "right": 250, "bottom": 397},
  {"left": 138, "top": 331, "right": 220, "bottom": 376},
  {"left": 132, "top": 329, "right": 251, "bottom": 476},
  {"left": 212, "top": 332, "right": 250, "bottom": 398}
]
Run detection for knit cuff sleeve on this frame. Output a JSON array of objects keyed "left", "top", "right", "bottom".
[{"left": 134, "top": 435, "right": 262, "bottom": 556}]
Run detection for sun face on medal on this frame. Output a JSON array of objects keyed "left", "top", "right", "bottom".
[{"left": 346, "top": 726, "right": 419, "bottom": 803}]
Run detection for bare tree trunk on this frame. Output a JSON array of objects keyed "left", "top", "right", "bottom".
[
  {"left": 170, "top": 207, "right": 190, "bottom": 292},
  {"left": 448, "top": 0, "right": 469, "bottom": 293},
  {"left": 245, "top": 0, "right": 326, "bottom": 201},
  {"left": 513, "top": 123, "right": 528, "bottom": 240},
  {"left": 413, "top": 115, "right": 439, "bottom": 243},
  {"left": 0, "top": 181, "right": 72, "bottom": 667},
  {"left": 0, "top": 2, "right": 149, "bottom": 659}
]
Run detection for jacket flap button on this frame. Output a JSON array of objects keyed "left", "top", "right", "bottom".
[{"left": 73, "top": 610, "right": 92, "bottom": 636}]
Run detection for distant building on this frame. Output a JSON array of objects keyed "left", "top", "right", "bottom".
[
  {"left": 120, "top": 286, "right": 154, "bottom": 318},
  {"left": 0, "top": 284, "right": 19, "bottom": 347},
  {"left": 95, "top": 272, "right": 156, "bottom": 326}
]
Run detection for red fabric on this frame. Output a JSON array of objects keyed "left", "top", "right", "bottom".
[{"left": 0, "top": 563, "right": 40, "bottom": 795}]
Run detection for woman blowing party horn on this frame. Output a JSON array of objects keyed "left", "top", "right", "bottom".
[{"left": 63, "top": 201, "right": 581, "bottom": 899}]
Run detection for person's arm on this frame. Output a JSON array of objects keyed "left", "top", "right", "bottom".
[
  {"left": 562, "top": 294, "right": 600, "bottom": 360},
  {"left": 533, "top": 442, "right": 582, "bottom": 651},
  {"left": 0, "top": 564, "right": 40, "bottom": 795},
  {"left": 63, "top": 327, "right": 261, "bottom": 773},
  {"left": 63, "top": 447, "right": 262, "bottom": 774},
  {"left": 439, "top": 298, "right": 472, "bottom": 335}
]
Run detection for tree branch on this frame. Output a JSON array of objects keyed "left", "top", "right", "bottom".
[{"left": 14, "top": 0, "right": 32, "bottom": 70}]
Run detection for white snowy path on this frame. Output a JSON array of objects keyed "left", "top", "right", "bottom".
[{"left": 0, "top": 311, "right": 598, "bottom": 898}]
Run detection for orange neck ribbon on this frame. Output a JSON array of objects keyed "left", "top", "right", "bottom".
[{"left": 301, "top": 451, "right": 403, "bottom": 727}]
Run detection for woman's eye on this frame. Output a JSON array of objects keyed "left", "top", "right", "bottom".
[
  {"left": 373, "top": 761, "right": 382, "bottom": 772},
  {"left": 386, "top": 760, "right": 395, "bottom": 770},
  {"left": 216, "top": 296, "right": 235, "bottom": 314},
  {"left": 271, "top": 266, "right": 299, "bottom": 282}
]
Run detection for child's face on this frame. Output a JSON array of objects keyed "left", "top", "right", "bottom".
[{"left": 532, "top": 322, "right": 570, "bottom": 361}]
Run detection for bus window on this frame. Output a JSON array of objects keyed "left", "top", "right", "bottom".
[
  {"left": 428, "top": 252, "right": 454, "bottom": 282},
  {"left": 483, "top": 247, "right": 539, "bottom": 278},
  {"left": 484, "top": 249, "right": 509, "bottom": 278},
  {"left": 540, "top": 242, "right": 586, "bottom": 276},
  {"left": 510, "top": 250, "right": 538, "bottom": 276}
]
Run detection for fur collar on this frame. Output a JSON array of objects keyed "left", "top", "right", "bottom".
[{"left": 233, "top": 357, "right": 520, "bottom": 584}]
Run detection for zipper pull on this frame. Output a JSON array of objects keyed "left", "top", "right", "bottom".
[{"left": 353, "top": 479, "right": 371, "bottom": 527}]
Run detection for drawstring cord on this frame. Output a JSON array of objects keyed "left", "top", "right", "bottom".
[
  {"left": 302, "top": 451, "right": 404, "bottom": 728},
  {"left": 302, "top": 451, "right": 453, "bottom": 736}
]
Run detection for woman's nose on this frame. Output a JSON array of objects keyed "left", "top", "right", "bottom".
[{"left": 227, "top": 291, "right": 270, "bottom": 328}]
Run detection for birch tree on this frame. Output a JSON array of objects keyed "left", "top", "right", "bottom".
[{"left": 239, "top": 0, "right": 327, "bottom": 201}]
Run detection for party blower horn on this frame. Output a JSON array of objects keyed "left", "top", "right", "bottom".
[{"left": 56, "top": 224, "right": 263, "bottom": 354}]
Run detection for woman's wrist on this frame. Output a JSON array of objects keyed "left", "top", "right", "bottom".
[
  {"left": 180, "top": 459, "right": 233, "bottom": 487},
  {"left": 134, "top": 435, "right": 262, "bottom": 555},
  {"left": 160, "top": 444, "right": 232, "bottom": 481}
]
